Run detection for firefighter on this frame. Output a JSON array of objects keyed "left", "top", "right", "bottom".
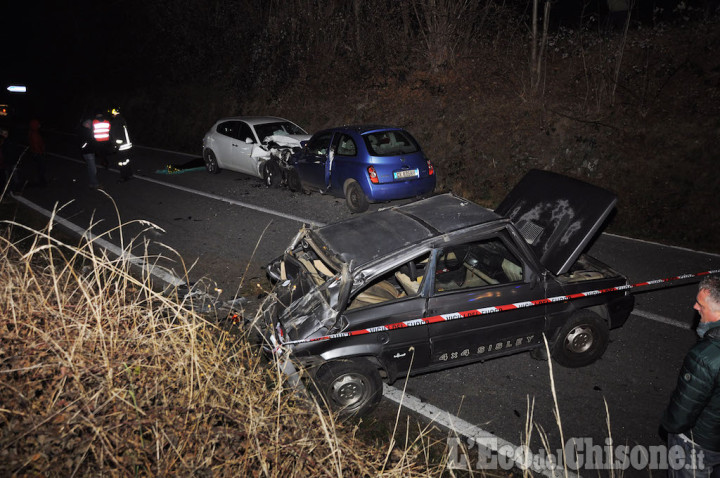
[{"left": 109, "top": 107, "right": 133, "bottom": 181}]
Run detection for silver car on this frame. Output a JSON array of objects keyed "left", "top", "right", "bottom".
[{"left": 202, "top": 116, "right": 310, "bottom": 187}]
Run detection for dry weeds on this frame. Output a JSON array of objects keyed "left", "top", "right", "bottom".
[{"left": 0, "top": 218, "right": 443, "bottom": 477}]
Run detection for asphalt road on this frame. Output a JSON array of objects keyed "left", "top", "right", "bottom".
[{"left": 7, "top": 131, "right": 720, "bottom": 477}]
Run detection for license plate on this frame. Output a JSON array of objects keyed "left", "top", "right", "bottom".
[{"left": 393, "top": 168, "right": 419, "bottom": 180}]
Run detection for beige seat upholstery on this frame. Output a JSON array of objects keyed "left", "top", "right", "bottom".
[
  {"left": 395, "top": 272, "right": 422, "bottom": 295},
  {"left": 347, "top": 281, "right": 403, "bottom": 310},
  {"left": 313, "top": 259, "right": 334, "bottom": 278},
  {"left": 502, "top": 259, "right": 523, "bottom": 282}
]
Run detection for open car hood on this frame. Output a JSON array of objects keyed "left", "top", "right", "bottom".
[{"left": 495, "top": 169, "right": 616, "bottom": 276}]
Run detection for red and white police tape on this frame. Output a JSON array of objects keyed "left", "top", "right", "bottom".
[{"left": 277, "top": 268, "right": 720, "bottom": 347}]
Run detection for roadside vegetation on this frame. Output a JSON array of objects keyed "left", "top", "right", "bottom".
[
  {"left": 0, "top": 215, "right": 445, "bottom": 476},
  {"left": 4, "top": 2, "right": 716, "bottom": 475},
  {"left": 0, "top": 208, "right": 632, "bottom": 476},
  {"left": 51, "top": 0, "right": 718, "bottom": 253}
]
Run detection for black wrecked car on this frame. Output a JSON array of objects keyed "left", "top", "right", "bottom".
[{"left": 260, "top": 170, "right": 635, "bottom": 415}]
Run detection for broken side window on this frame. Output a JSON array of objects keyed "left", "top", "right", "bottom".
[
  {"left": 434, "top": 237, "right": 524, "bottom": 293},
  {"left": 336, "top": 134, "right": 357, "bottom": 156},
  {"left": 346, "top": 252, "right": 431, "bottom": 310}
]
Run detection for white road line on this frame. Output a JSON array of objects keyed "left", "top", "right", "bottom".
[
  {"left": 603, "top": 232, "right": 720, "bottom": 258},
  {"left": 47, "top": 152, "right": 324, "bottom": 227},
  {"left": 632, "top": 309, "right": 691, "bottom": 329},
  {"left": 138, "top": 175, "right": 325, "bottom": 227},
  {"left": 383, "top": 384, "right": 574, "bottom": 477},
  {"left": 10, "top": 194, "right": 186, "bottom": 288}
]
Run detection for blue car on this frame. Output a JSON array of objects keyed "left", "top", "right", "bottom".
[{"left": 287, "top": 125, "right": 436, "bottom": 212}]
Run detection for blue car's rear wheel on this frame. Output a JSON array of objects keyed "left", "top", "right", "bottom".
[{"left": 345, "top": 180, "right": 369, "bottom": 213}]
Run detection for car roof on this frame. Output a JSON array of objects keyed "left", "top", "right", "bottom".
[
  {"left": 215, "top": 116, "right": 295, "bottom": 126},
  {"left": 312, "top": 170, "right": 617, "bottom": 276},
  {"left": 311, "top": 194, "right": 501, "bottom": 267},
  {"left": 315, "top": 125, "right": 406, "bottom": 136}
]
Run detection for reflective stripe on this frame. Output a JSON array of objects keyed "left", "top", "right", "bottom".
[
  {"left": 278, "top": 268, "right": 720, "bottom": 347},
  {"left": 93, "top": 120, "right": 110, "bottom": 141}
]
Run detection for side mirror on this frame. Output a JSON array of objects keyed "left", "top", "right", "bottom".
[{"left": 245, "top": 137, "right": 254, "bottom": 144}]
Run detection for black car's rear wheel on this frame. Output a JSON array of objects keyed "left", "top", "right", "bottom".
[
  {"left": 204, "top": 149, "right": 220, "bottom": 174},
  {"left": 345, "top": 180, "right": 369, "bottom": 213},
  {"left": 315, "top": 359, "right": 382, "bottom": 416},
  {"left": 551, "top": 311, "right": 609, "bottom": 368}
]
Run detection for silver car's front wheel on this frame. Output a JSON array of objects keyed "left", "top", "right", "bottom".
[{"left": 262, "top": 161, "right": 281, "bottom": 188}]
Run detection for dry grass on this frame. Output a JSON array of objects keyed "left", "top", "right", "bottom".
[{"left": 0, "top": 217, "right": 443, "bottom": 477}]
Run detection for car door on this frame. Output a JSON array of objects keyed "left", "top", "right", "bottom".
[
  {"left": 339, "top": 252, "right": 432, "bottom": 377},
  {"left": 232, "top": 121, "right": 256, "bottom": 175},
  {"left": 213, "top": 121, "right": 239, "bottom": 170},
  {"left": 424, "top": 229, "right": 546, "bottom": 369},
  {"left": 328, "top": 133, "right": 356, "bottom": 190},
  {"left": 295, "top": 131, "right": 333, "bottom": 189}
]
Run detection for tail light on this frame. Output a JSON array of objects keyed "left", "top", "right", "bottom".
[
  {"left": 367, "top": 166, "right": 379, "bottom": 184},
  {"left": 427, "top": 160, "right": 435, "bottom": 176}
]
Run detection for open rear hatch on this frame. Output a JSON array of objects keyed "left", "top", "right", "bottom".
[{"left": 495, "top": 169, "right": 617, "bottom": 276}]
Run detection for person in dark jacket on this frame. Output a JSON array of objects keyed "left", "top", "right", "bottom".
[
  {"left": 80, "top": 111, "right": 110, "bottom": 189},
  {"left": 661, "top": 276, "right": 720, "bottom": 477}
]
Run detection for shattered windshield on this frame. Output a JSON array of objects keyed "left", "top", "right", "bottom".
[
  {"left": 254, "top": 122, "right": 307, "bottom": 142},
  {"left": 278, "top": 257, "right": 350, "bottom": 339},
  {"left": 364, "top": 130, "right": 419, "bottom": 156}
]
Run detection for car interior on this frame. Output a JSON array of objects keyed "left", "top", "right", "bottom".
[{"left": 434, "top": 238, "right": 523, "bottom": 292}]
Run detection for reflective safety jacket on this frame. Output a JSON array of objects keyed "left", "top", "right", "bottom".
[
  {"left": 93, "top": 119, "right": 111, "bottom": 142},
  {"left": 109, "top": 115, "right": 132, "bottom": 151}
]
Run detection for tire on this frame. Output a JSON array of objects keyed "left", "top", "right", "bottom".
[
  {"left": 345, "top": 181, "right": 369, "bottom": 213},
  {"left": 315, "top": 359, "right": 382, "bottom": 416},
  {"left": 551, "top": 311, "right": 609, "bottom": 368},
  {"left": 286, "top": 167, "right": 303, "bottom": 193},
  {"left": 278, "top": 148, "right": 293, "bottom": 168},
  {"left": 204, "top": 149, "right": 220, "bottom": 174},
  {"left": 262, "top": 161, "right": 281, "bottom": 188}
]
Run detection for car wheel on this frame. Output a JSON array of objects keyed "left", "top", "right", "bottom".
[
  {"left": 262, "top": 161, "right": 281, "bottom": 188},
  {"left": 345, "top": 181, "right": 369, "bottom": 213},
  {"left": 551, "top": 311, "right": 609, "bottom": 368},
  {"left": 279, "top": 149, "right": 293, "bottom": 168},
  {"left": 286, "top": 167, "right": 303, "bottom": 193},
  {"left": 204, "top": 150, "right": 220, "bottom": 174},
  {"left": 315, "top": 359, "right": 382, "bottom": 416}
]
